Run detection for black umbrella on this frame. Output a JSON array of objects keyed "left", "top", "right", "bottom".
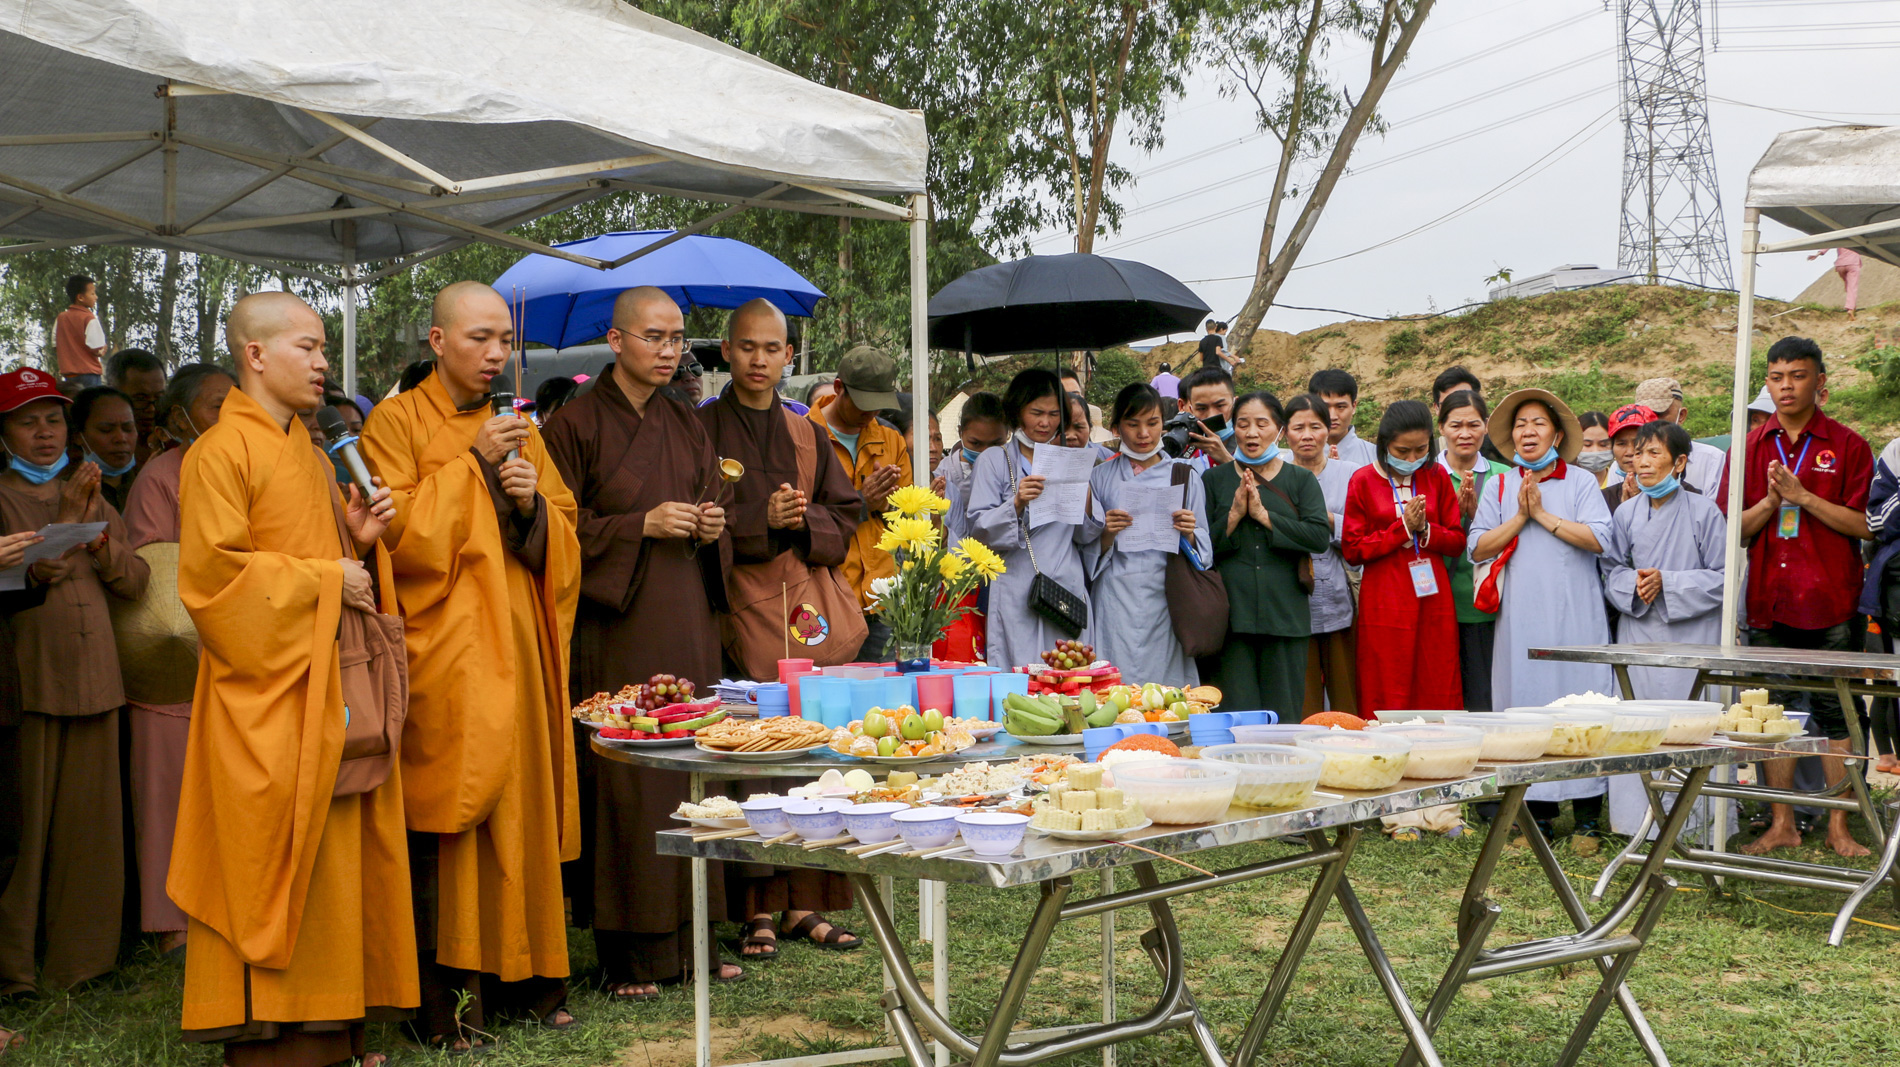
[{"left": 927, "top": 253, "right": 1211, "bottom": 355}]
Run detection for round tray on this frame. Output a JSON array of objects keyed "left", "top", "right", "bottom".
[
  {"left": 693, "top": 740, "right": 831, "bottom": 762},
  {"left": 962, "top": 723, "right": 1004, "bottom": 740},
  {"left": 598, "top": 734, "right": 697, "bottom": 748},
  {"left": 669, "top": 813, "right": 748, "bottom": 829},
  {"left": 1009, "top": 732, "right": 1083, "bottom": 745},
  {"left": 1032, "top": 817, "right": 1154, "bottom": 841},
  {"left": 834, "top": 749, "right": 959, "bottom": 767},
  {"left": 1719, "top": 728, "right": 1808, "bottom": 744}
]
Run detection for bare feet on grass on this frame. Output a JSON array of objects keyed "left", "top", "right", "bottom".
[{"left": 1741, "top": 824, "right": 1803, "bottom": 854}]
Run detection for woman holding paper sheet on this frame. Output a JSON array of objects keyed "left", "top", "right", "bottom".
[
  {"left": 968, "top": 368, "right": 1101, "bottom": 669},
  {"left": 0, "top": 368, "right": 147, "bottom": 997},
  {"left": 1085, "top": 384, "right": 1211, "bottom": 688}
]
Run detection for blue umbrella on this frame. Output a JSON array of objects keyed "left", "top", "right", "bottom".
[{"left": 492, "top": 230, "right": 825, "bottom": 349}]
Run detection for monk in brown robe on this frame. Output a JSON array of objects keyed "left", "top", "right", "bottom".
[
  {"left": 172, "top": 291, "right": 413, "bottom": 1067},
  {"left": 543, "top": 287, "right": 742, "bottom": 998},
  {"left": 358, "top": 282, "right": 582, "bottom": 1047},
  {"left": 700, "top": 299, "right": 862, "bottom": 955},
  {"left": 120, "top": 363, "right": 235, "bottom": 956}
]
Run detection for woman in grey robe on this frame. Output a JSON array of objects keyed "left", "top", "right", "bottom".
[
  {"left": 1284, "top": 392, "right": 1360, "bottom": 715},
  {"left": 968, "top": 370, "right": 1101, "bottom": 668},
  {"left": 1470, "top": 389, "right": 1615, "bottom": 843},
  {"left": 1600, "top": 421, "right": 1731, "bottom": 838},
  {"left": 936, "top": 392, "right": 1007, "bottom": 544},
  {"left": 1084, "top": 384, "right": 1212, "bottom": 688}
]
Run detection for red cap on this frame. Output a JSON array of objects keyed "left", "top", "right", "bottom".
[
  {"left": 1607, "top": 402, "right": 1658, "bottom": 438},
  {"left": 0, "top": 368, "right": 71, "bottom": 414}
]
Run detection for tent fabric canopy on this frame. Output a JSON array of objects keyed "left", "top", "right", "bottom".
[
  {"left": 0, "top": 0, "right": 927, "bottom": 275},
  {"left": 1744, "top": 125, "right": 1900, "bottom": 268}
]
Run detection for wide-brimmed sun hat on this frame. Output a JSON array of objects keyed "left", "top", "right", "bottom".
[{"left": 1487, "top": 387, "right": 1583, "bottom": 464}]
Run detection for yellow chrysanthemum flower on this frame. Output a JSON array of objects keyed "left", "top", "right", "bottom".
[
  {"left": 886, "top": 484, "right": 949, "bottom": 518},
  {"left": 938, "top": 553, "right": 968, "bottom": 582},
  {"left": 876, "top": 526, "right": 903, "bottom": 554},
  {"left": 957, "top": 537, "right": 1006, "bottom": 580},
  {"left": 888, "top": 516, "right": 940, "bottom": 554}
]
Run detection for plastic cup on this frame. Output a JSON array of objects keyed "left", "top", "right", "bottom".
[
  {"left": 796, "top": 674, "right": 826, "bottom": 722},
  {"left": 816, "top": 677, "right": 851, "bottom": 728},
  {"left": 989, "top": 673, "right": 1030, "bottom": 712},
  {"left": 849, "top": 678, "right": 884, "bottom": 720},
  {"left": 953, "top": 674, "right": 993, "bottom": 721},
  {"left": 884, "top": 675, "right": 915, "bottom": 712},
  {"left": 916, "top": 674, "right": 955, "bottom": 718},
  {"left": 749, "top": 683, "right": 791, "bottom": 718}
]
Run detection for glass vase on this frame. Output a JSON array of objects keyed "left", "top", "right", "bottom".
[{"left": 893, "top": 638, "right": 934, "bottom": 674}]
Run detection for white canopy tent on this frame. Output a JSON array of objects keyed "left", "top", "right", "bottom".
[
  {"left": 0, "top": 0, "right": 933, "bottom": 479},
  {"left": 1721, "top": 125, "right": 1900, "bottom": 646}
]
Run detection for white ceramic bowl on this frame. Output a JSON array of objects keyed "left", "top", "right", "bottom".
[
  {"left": 1198, "top": 743, "right": 1324, "bottom": 809},
  {"left": 842, "top": 801, "right": 910, "bottom": 844},
  {"left": 739, "top": 795, "right": 791, "bottom": 836},
  {"left": 1463, "top": 712, "right": 1556, "bottom": 761},
  {"left": 890, "top": 806, "right": 961, "bottom": 848},
  {"left": 1373, "top": 724, "right": 1485, "bottom": 779},
  {"left": 782, "top": 799, "right": 849, "bottom": 840},
  {"left": 1294, "top": 732, "right": 1413, "bottom": 791},
  {"left": 1111, "top": 759, "right": 1241, "bottom": 824},
  {"left": 954, "top": 812, "right": 1031, "bottom": 856}
]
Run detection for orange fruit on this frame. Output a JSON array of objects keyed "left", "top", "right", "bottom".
[
  {"left": 1098, "top": 735, "right": 1182, "bottom": 759},
  {"left": 1303, "top": 711, "right": 1366, "bottom": 731}
]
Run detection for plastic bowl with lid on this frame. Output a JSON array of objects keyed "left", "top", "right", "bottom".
[
  {"left": 1462, "top": 712, "right": 1555, "bottom": 761},
  {"left": 1605, "top": 706, "right": 1672, "bottom": 754},
  {"left": 1111, "top": 759, "right": 1240, "bottom": 824},
  {"left": 1199, "top": 744, "right": 1325, "bottom": 809},
  {"left": 1230, "top": 723, "right": 1327, "bottom": 745},
  {"left": 1372, "top": 724, "right": 1485, "bottom": 779},
  {"left": 1370, "top": 709, "right": 1469, "bottom": 724},
  {"left": 1624, "top": 700, "right": 1723, "bottom": 744},
  {"left": 1537, "top": 708, "right": 1614, "bottom": 757},
  {"left": 1294, "top": 732, "right": 1413, "bottom": 791}
]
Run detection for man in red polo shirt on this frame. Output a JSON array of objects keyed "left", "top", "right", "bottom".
[
  {"left": 53, "top": 274, "right": 108, "bottom": 388},
  {"left": 1719, "top": 335, "right": 1873, "bottom": 858}
]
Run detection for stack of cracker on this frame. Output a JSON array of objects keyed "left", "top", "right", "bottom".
[
  {"left": 1719, "top": 689, "right": 1801, "bottom": 737},
  {"left": 1030, "top": 763, "right": 1145, "bottom": 832}
]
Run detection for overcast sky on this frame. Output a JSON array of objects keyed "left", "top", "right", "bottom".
[{"left": 1025, "top": 0, "right": 1900, "bottom": 341}]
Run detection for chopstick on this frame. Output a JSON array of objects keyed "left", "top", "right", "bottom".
[
  {"left": 903, "top": 842, "right": 969, "bottom": 859},
  {"left": 844, "top": 839, "right": 911, "bottom": 858},
  {"left": 802, "top": 834, "right": 857, "bottom": 850},
  {"left": 688, "top": 827, "right": 757, "bottom": 842},
  {"left": 758, "top": 832, "right": 799, "bottom": 846},
  {"left": 1111, "top": 841, "right": 1215, "bottom": 878}
]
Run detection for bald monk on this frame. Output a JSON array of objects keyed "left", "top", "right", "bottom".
[
  {"left": 542, "top": 287, "right": 742, "bottom": 997},
  {"left": 358, "top": 281, "right": 582, "bottom": 1046},
  {"left": 172, "top": 292, "right": 412, "bottom": 1067}
]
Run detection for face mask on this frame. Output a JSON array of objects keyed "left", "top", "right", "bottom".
[
  {"left": 1218, "top": 424, "right": 1236, "bottom": 443},
  {"left": 1640, "top": 472, "right": 1682, "bottom": 499},
  {"left": 960, "top": 446, "right": 981, "bottom": 465},
  {"left": 1513, "top": 448, "right": 1559, "bottom": 472},
  {"left": 1235, "top": 442, "right": 1280, "bottom": 467},
  {"left": 176, "top": 411, "right": 203, "bottom": 448},
  {"left": 1385, "top": 452, "right": 1427, "bottom": 476},
  {"left": 1013, "top": 428, "right": 1040, "bottom": 449},
  {"left": 84, "top": 450, "right": 135, "bottom": 478},
  {"left": 1121, "top": 441, "right": 1162, "bottom": 462},
  {"left": 8, "top": 452, "right": 70, "bottom": 486},
  {"left": 1574, "top": 450, "right": 1614, "bottom": 473}
]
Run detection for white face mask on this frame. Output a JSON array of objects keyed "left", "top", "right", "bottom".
[
  {"left": 1120, "top": 440, "right": 1161, "bottom": 461},
  {"left": 1013, "top": 428, "right": 1039, "bottom": 449}
]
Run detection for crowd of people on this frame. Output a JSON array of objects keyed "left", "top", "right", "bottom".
[{"left": 0, "top": 275, "right": 1894, "bottom": 1066}]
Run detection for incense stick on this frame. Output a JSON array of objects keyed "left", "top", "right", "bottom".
[
  {"left": 782, "top": 582, "right": 790, "bottom": 662},
  {"left": 1112, "top": 840, "right": 1215, "bottom": 878}
]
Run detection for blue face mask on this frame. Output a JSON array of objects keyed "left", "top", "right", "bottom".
[
  {"left": 8, "top": 452, "right": 70, "bottom": 486},
  {"left": 84, "top": 450, "right": 135, "bottom": 478},
  {"left": 961, "top": 446, "right": 981, "bottom": 464},
  {"left": 1513, "top": 448, "right": 1559, "bottom": 472},
  {"left": 1218, "top": 424, "right": 1236, "bottom": 443},
  {"left": 1640, "top": 472, "right": 1681, "bottom": 499},
  {"left": 1235, "top": 442, "right": 1280, "bottom": 467},
  {"left": 1385, "top": 451, "right": 1427, "bottom": 476}
]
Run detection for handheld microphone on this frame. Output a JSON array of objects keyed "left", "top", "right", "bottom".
[
  {"left": 314, "top": 406, "right": 377, "bottom": 500},
  {"left": 489, "top": 391, "right": 518, "bottom": 462}
]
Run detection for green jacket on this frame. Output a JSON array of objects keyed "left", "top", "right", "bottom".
[
  {"left": 1443, "top": 456, "right": 1510, "bottom": 624},
  {"left": 1204, "top": 460, "right": 1332, "bottom": 637}
]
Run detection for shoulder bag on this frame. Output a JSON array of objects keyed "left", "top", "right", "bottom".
[
  {"left": 326, "top": 490, "right": 409, "bottom": 797},
  {"left": 1010, "top": 447, "right": 1088, "bottom": 637},
  {"left": 1162, "top": 462, "right": 1229, "bottom": 658},
  {"left": 1256, "top": 469, "right": 1316, "bottom": 594},
  {"left": 1472, "top": 471, "right": 1513, "bottom": 615},
  {"left": 720, "top": 409, "right": 869, "bottom": 678}
]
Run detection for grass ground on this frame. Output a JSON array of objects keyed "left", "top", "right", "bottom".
[{"left": 4, "top": 806, "right": 1894, "bottom": 1067}]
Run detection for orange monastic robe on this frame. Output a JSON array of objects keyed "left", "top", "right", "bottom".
[
  {"left": 359, "top": 374, "right": 581, "bottom": 981},
  {"left": 171, "top": 387, "right": 417, "bottom": 1031}
]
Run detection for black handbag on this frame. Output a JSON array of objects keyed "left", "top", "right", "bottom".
[
  {"left": 1163, "top": 463, "right": 1230, "bottom": 658},
  {"left": 1012, "top": 451, "right": 1089, "bottom": 637}
]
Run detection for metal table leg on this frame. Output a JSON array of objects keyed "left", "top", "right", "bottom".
[
  {"left": 1100, "top": 868, "right": 1116, "bottom": 1067},
  {"left": 690, "top": 771, "right": 711, "bottom": 1067},
  {"left": 1831, "top": 798, "right": 1900, "bottom": 945},
  {"left": 1231, "top": 827, "right": 1363, "bottom": 1067}
]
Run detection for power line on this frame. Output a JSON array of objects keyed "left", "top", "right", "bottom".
[
  {"left": 1388, "top": 10, "right": 1600, "bottom": 92},
  {"left": 1716, "top": 40, "right": 1900, "bottom": 51},
  {"left": 1383, "top": 49, "right": 1611, "bottom": 127},
  {"left": 1708, "top": 94, "right": 1900, "bottom": 123}
]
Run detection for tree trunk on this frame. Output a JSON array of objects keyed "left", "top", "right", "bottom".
[{"left": 156, "top": 249, "right": 179, "bottom": 362}]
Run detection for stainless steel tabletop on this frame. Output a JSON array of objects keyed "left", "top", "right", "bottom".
[
  {"left": 590, "top": 730, "right": 1074, "bottom": 778},
  {"left": 654, "top": 740, "right": 1823, "bottom": 888},
  {"left": 1529, "top": 643, "right": 1900, "bottom": 682}
]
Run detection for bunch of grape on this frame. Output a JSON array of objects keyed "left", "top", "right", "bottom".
[
  {"left": 1039, "top": 639, "right": 1096, "bottom": 670},
  {"left": 633, "top": 674, "right": 696, "bottom": 710}
]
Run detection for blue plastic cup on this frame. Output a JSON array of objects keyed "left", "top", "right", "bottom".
[
  {"left": 1083, "top": 723, "right": 1135, "bottom": 761},
  {"left": 884, "top": 674, "right": 915, "bottom": 712},
  {"left": 816, "top": 677, "right": 851, "bottom": 728},
  {"left": 796, "top": 675, "right": 826, "bottom": 722},
  {"left": 1228, "top": 710, "right": 1277, "bottom": 727},
  {"left": 989, "top": 673, "right": 1030, "bottom": 713},
  {"left": 849, "top": 678, "right": 885, "bottom": 721},
  {"left": 953, "top": 674, "right": 993, "bottom": 720},
  {"left": 749, "top": 683, "right": 791, "bottom": 718}
]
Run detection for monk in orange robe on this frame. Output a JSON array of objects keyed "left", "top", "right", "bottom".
[
  {"left": 172, "top": 291, "right": 413, "bottom": 1067},
  {"left": 358, "top": 281, "right": 581, "bottom": 1047}
]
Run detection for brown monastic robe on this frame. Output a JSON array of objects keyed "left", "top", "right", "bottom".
[
  {"left": 699, "top": 386, "right": 856, "bottom": 920},
  {"left": 171, "top": 387, "right": 417, "bottom": 1064},
  {"left": 0, "top": 467, "right": 147, "bottom": 992},
  {"left": 543, "top": 369, "right": 735, "bottom": 983}
]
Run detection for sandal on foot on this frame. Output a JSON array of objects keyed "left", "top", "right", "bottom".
[
  {"left": 423, "top": 1034, "right": 488, "bottom": 1056},
  {"left": 1389, "top": 827, "right": 1423, "bottom": 843},
  {"left": 607, "top": 982, "right": 660, "bottom": 1003},
  {"left": 781, "top": 913, "right": 862, "bottom": 951},
  {"left": 540, "top": 1006, "right": 578, "bottom": 1030},
  {"left": 740, "top": 916, "right": 779, "bottom": 961}
]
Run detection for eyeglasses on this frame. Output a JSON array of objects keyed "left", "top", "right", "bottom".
[{"left": 624, "top": 332, "right": 689, "bottom": 353}]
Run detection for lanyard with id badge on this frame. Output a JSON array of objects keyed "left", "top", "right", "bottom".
[
  {"left": 1773, "top": 434, "right": 1813, "bottom": 539},
  {"left": 1392, "top": 475, "right": 1440, "bottom": 598}
]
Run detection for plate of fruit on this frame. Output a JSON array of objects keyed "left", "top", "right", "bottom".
[
  {"left": 828, "top": 706, "right": 976, "bottom": 765},
  {"left": 1003, "top": 690, "right": 1122, "bottom": 743}
]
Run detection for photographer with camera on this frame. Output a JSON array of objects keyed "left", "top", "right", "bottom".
[{"left": 1164, "top": 368, "right": 1239, "bottom": 469}]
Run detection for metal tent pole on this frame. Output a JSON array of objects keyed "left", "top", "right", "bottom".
[
  {"left": 1718, "top": 207, "right": 1758, "bottom": 653},
  {"left": 910, "top": 193, "right": 930, "bottom": 486}
]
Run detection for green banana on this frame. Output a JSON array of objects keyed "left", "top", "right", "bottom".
[
  {"left": 1006, "top": 709, "right": 1058, "bottom": 736},
  {"left": 1082, "top": 691, "right": 1117, "bottom": 729},
  {"left": 1004, "top": 693, "right": 1060, "bottom": 722}
]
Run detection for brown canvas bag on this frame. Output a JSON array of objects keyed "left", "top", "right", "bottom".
[{"left": 327, "top": 490, "right": 409, "bottom": 797}]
